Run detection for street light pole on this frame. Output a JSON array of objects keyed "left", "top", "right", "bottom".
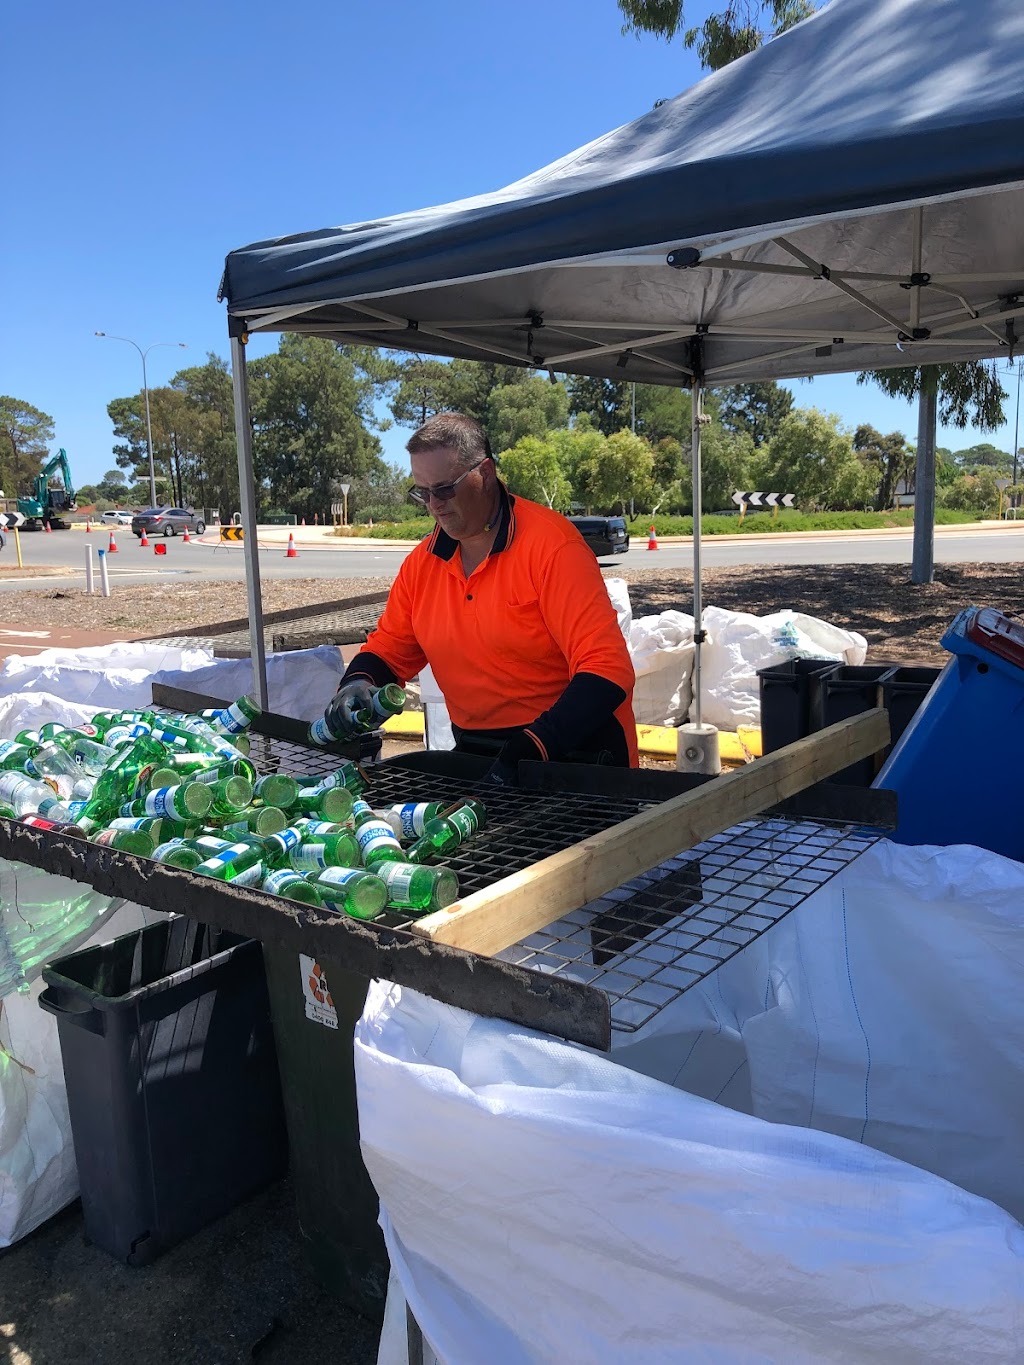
[
  {"left": 95, "top": 333, "right": 187, "bottom": 508},
  {"left": 1013, "top": 357, "right": 1022, "bottom": 493}
]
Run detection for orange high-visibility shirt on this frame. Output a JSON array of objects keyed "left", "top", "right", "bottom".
[{"left": 356, "top": 491, "right": 637, "bottom": 764}]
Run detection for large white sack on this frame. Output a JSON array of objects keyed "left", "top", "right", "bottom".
[
  {"left": 604, "top": 576, "right": 632, "bottom": 639},
  {"left": 629, "top": 609, "right": 695, "bottom": 725},
  {"left": 0, "top": 894, "right": 155, "bottom": 1246},
  {"left": 0, "top": 642, "right": 214, "bottom": 712},
  {"left": 152, "top": 646, "right": 347, "bottom": 722},
  {"left": 357, "top": 980, "right": 1024, "bottom": 1365},
  {"left": 697, "top": 605, "right": 867, "bottom": 730}
]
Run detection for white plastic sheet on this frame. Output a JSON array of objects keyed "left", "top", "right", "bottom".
[
  {"left": 152, "top": 646, "right": 347, "bottom": 723},
  {"left": 697, "top": 606, "right": 868, "bottom": 730},
  {"left": 360, "top": 841, "right": 1024, "bottom": 1363},
  {"left": 0, "top": 642, "right": 215, "bottom": 712}
]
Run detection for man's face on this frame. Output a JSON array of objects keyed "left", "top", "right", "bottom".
[{"left": 410, "top": 445, "right": 495, "bottom": 541}]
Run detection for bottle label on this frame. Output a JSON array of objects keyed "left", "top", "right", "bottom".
[
  {"left": 289, "top": 843, "right": 329, "bottom": 871},
  {"left": 230, "top": 862, "right": 265, "bottom": 887},
  {"left": 266, "top": 826, "right": 303, "bottom": 856},
  {"left": 262, "top": 869, "right": 304, "bottom": 895},
  {"left": 307, "top": 716, "right": 336, "bottom": 746},
  {"left": 389, "top": 803, "right": 431, "bottom": 839},
  {"left": 316, "top": 867, "right": 362, "bottom": 889},
  {"left": 377, "top": 863, "right": 416, "bottom": 900},
  {"left": 211, "top": 700, "right": 252, "bottom": 734},
  {"left": 300, "top": 820, "right": 343, "bottom": 835},
  {"left": 141, "top": 787, "right": 185, "bottom": 818},
  {"left": 450, "top": 807, "right": 479, "bottom": 839},
  {"left": 21, "top": 815, "right": 59, "bottom": 830},
  {"left": 199, "top": 842, "right": 254, "bottom": 867},
  {"left": 152, "top": 839, "right": 186, "bottom": 859},
  {"left": 110, "top": 817, "right": 155, "bottom": 831},
  {"left": 356, "top": 821, "right": 399, "bottom": 859},
  {"left": 92, "top": 830, "right": 125, "bottom": 847},
  {"left": 0, "top": 740, "right": 24, "bottom": 763},
  {"left": 0, "top": 773, "right": 29, "bottom": 803}
]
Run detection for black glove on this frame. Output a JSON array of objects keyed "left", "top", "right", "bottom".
[
  {"left": 323, "top": 676, "right": 376, "bottom": 739},
  {"left": 482, "top": 729, "right": 546, "bottom": 788}
]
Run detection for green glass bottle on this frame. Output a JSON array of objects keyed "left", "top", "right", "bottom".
[
  {"left": 351, "top": 799, "right": 404, "bottom": 867},
  {"left": 38, "top": 722, "right": 67, "bottom": 741},
  {"left": 294, "top": 818, "right": 350, "bottom": 836},
  {"left": 151, "top": 839, "right": 205, "bottom": 870},
  {"left": 289, "top": 761, "right": 366, "bottom": 797},
  {"left": 14, "top": 730, "right": 42, "bottom": 747},
  {"left": 193, "top": 841, "right": 266, "bottom": 885},
  {"left": 0, "top": 739, "right": 36, "bottom": 771},
  {"left": 253, "top": 772, "right": 298, "bottom": 809},
  {"left": 223, "top": 804, "right": 287, "bottom": 836},
  {"left": 307, "top": 683, "right": 406, "bottom": 745},
  {"left": 374, "top": 860, "right": 459, "bottom": 913},
  {"left": 407, "top": 799, "right": 487, "bottom": 864},
  {"left": 291, "top": 785, "right": 354, "bottom": 823},
  {"left": 260, "top": 868, "right": 324, "bottom": 907},
  {"left": 80, "top": 735, "right": 169, "bottom": 822},
  {"left": 92, "top": 827, "right": 155, "bottom": 856},
  {"left": 252, "top": 824, "right": 305, "bottom": 865},
  {"left": 204, "top": 695, "right": 261, "bottom": 736},
  {"left": 286, "top": 830, "right": 362, "bottom": 873},
  {"left": 382, "top": 801, "right": 445, "bottom": 841},
  {"left": 108, "top": 815, "right": 170, "bottom": 841},
  {"left": 201, "top": 775, "right": 254, "bottom": 818},
  {"left": 305, "top": 866, "right": 388, "bottom": 921},
  {"left": 119, "top": 781, "right": 212, "bottom": 822}
]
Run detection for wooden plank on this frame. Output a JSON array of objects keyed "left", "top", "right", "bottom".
[{"left": 412, "top": 709, "right": 890, "bottom": 957}]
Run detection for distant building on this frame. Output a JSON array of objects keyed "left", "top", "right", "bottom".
[{"left": 893, "top": 475, "right": 915, "bottom": 509}]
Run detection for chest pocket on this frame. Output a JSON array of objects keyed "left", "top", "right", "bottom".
[{"left": 483, "top": 597, "right": 553, "bottom": 664}]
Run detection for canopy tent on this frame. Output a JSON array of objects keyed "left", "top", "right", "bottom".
[{"left": 221, "top": 0, "right": 1024, "bottom": 721}]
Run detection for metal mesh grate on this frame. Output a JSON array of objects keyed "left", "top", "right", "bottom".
[{"left": 497, "top": 816, "right": 880, "bottom": 1034}]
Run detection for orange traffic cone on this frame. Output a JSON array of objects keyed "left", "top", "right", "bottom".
[
  {"left": 182, "top": 523, "right": 191, "bottom": 543},
  {"left": 647, "top": 524, "right": 659, "bottom": 551},
  {"left": 285, "top": 533, "right": 298, "bottom": 558},
  {"left": 140, "top": 527, "right": 149, "bottom": 547},
  {"left": 85, "top": 519, "right": 92, "bottom": 534},
  {"left": 108, "top": 530, "right": 119, "bottom": 553},
  {"left": 301, "top": 516, "right": 306, "bottom": 527},
  {"left": 44, "top": 521, "right": 52, "bottom": 534}
]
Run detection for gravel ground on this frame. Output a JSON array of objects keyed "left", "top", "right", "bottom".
[{"left": 0, "top": 564, "right": 1014, "bottom": 665}]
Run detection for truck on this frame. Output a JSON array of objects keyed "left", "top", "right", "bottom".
[{"left": 17, "top": 448, "right": 77, "bottom": 529}]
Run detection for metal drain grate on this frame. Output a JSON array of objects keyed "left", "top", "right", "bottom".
[{"left": 498, "top": 815, "right": 880, "bottom": 1034}]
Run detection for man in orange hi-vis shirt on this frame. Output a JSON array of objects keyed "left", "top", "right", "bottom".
[{"left": 321, "top": 412, "right": 637, "bottom": 785}]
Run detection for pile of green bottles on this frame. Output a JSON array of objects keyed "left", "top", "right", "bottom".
[{"left": 0, "top": 696, "right": 487, "bottom": 925}]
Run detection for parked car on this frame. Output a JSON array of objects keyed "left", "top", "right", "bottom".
[
  {"left": 567, "top": 515, "right": 630, "bottom": 556},
  {"left": 101, "top": 510, "right": 134, "bottom": 526},
  {"left": 131, "top": 507, "right": 206, "bottom": 537}
]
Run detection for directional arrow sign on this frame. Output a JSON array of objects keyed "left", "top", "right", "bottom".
[
  {"left": 782, "top": 494, "right": 796, "bottom": 507},
  {"left": 0, "top": 512, "right": 24, "bottom": 529},
  {"left": 732, "top": 491, "right": 745, "bottom": 506},
  {"left": 765, "top": 492, "right": 779, "bottom": 507},
  {"left": 747, "top": 492, "right": 764, "bottom": 506}
]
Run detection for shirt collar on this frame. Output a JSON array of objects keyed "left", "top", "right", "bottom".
[{"left": 427, "top": 481, "right": 517, "bottom": 561}]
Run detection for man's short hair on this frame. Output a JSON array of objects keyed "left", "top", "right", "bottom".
[{"left": 406, "top": 413, "right": 492, "bottom": 470}]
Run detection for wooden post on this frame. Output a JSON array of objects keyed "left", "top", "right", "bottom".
[{"left": 413, "top": 709, "right": 889, "bottom": 958}]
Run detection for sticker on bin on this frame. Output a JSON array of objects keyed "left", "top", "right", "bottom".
[{"left": 300, "top": 954, "right": 338, "bottom": 1029}]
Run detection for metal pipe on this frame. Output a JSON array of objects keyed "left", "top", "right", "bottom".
[
  {"left": 691, "top": 377, "right": 704, "bottom": 728},
  {"left": 230, "top": 332, "right": 270, "bottom": 709},
  {"left": 1013, "top": 358, "right": 1022, "bottom": 492},
  {"left": 911, "top": 368, "right": 938, "bottom": 585}
]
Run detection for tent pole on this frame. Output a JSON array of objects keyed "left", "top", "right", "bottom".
[
  {"left": 691, "top": 376, "right": 705, "bottom": 728},
  {"left": 229, "top": 330, "right": 270, "bottom": 709},
  {"left": 911, "top": 367, "right": 938, "bottom": 586}
]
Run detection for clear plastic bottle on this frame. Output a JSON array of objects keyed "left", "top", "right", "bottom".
[
  {"left": 0, "top": 771, "right": 70, "bottom": 818},
  {"left": 305, "top": 866, "right": 388, "bottom": 920},
  {"left": 374, "top": 860, "right": 459, "bottom": 913},
  {"left": 351, "top": 799, "right": 404, "bottom": 867},
  {"left": 52, "top": 732, "right": 119, "bottom": 775},
  {"left": 25, "top": 742, "right": 82, "bottom": 799}
]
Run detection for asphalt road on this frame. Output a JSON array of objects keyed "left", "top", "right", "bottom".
[{"left": 1, "top": 524, "right": 1023, "bottom": 592}]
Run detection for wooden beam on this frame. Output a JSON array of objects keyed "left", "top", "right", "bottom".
[{"left": 412, "top": 709, "right": 890, "bottom": 957}]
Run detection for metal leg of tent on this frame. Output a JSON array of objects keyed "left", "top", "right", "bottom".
[
  {"left": 911, "top": 367, "right": 938, "bottom": 586},
  {"left": 229, "top": 331, "right": 270, "bottom": 708}
]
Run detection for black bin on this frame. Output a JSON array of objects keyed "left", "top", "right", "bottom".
[
  {"left": 882, "top": 666, "right": 943, "bottom": 747},
  {"left": 814, "top": 664, "right": 896, "bottom": 786},
  {"left": 757, "top": 657, "right": 838, "bottom": 754},
  {"left": 39, "top": 916, "right": 287, "bottom": 1265}
]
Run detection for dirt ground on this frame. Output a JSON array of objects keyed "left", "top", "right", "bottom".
[{"left": 0, "top": 562, "right": 1016, "bottom": 665}]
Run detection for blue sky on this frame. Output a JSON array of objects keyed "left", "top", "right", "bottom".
[{"left": 3, "top": 0, "right": 1020, "bottom": 488}]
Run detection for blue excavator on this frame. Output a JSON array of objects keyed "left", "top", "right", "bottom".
[{"left": 17, "top": 448, "right": 77, "bottom": 529}]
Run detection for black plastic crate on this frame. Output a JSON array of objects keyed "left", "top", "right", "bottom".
[
  {"left": 39, "top": 917, "right": 287, "bottom": 1265},
  {"left": 881, "top": 665, "right": 943, "bottom": 747},
  {"left": 757, "top": 657, "right": 838, "bottom": 754},
  {"left": 816, "top": 664, "right": 895, "bottom": 786}
]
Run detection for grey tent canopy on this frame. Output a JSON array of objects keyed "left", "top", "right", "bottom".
[{"left": 222, "top": 0, "right": 1024, "bottom": 387}]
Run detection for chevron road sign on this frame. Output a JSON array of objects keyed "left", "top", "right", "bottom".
[
  {"left": 219, "top": 525, "right": 244, "bottom": 542},
  {"left": 0, "top": 511, "right": 25, "bottom": 529},
  {"left": 732, "top": 491, "right": 796, "bottom": 508}
]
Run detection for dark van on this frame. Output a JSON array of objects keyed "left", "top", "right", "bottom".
[{"left": 567, "top": 515, "right": 630, "bottom": 556}]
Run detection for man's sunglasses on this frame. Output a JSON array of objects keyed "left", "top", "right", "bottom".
[{"left": 408, "top": 457, "right": 488, "bottom": 506}]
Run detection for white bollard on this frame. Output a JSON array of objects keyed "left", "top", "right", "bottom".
[
  {"left": 84, "top": 542, "right": 94, "bottom": 595},
  {"left": 97, "top": 547, "right": 111, "bottom": 598},
  {"left": 676, "top": 721, "right": 722, "bottom": 776}
]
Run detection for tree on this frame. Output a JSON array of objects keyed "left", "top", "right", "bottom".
[
  {"left": 0, "top": 397, "right": 54, "bottom": 496},
  {"left": 248, "top": 334, "right": 384, "bottom": 520},
  {"left": 498, "top": 436, "right": 572, "bottom": 508},
  {"left": 550, "top": 425, "right": 609, "bottom": 511},
  {"left": 565, "top": 375, "right": 631, "bottom": 435},
  {"left": 939, "top": 467, "right": 1001, "bottom": 518},
  {"left": 486, "top": 377, "right": 569, "bottom": 453},
  {"left": 582, "top": 429, "right": 655, "bottom": 513},
  {"left": 753, "top": 408, "right": 873, "bottom": 510},
  {"left": 717, "top": 382, "right": 794, "bottom": 448},
  {"left": 947, "top": 441, "right": 1013, "bottom": 472},
  {"left": 385, "top": 355, "right": 533, "bottom": 430},
  {"left": 852, "top": 424, "right": 913, "bottom": 511},
  {"left": 618, "top": 0, "right": 814, "bottom": 70},
  {"left": 857, "top": 361, "right": 1007, "bottom": 433},
  {"left": 695, "top": 425, "right": 755, "bottom": 512}
]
